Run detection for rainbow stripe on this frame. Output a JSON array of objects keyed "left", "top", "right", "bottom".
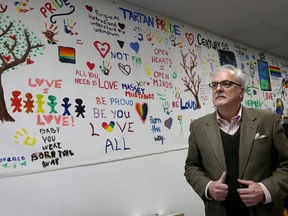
[
  {"left": 58, "top": 46, "right": 76, "bottom": 64},
  {"left": 269, "top": 65, "right": 281, "bottom": 77}
]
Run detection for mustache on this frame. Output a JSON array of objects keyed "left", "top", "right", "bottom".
[{"left": 215, "top": 93, "right": 226, "bottom": 99}]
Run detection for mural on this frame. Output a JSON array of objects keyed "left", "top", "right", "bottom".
[
  {"left": 0, "top": 15, "right": 44, "bottom": 122},
  {"left": 1, "top": 0, "right": 288, "bottom": 177}
]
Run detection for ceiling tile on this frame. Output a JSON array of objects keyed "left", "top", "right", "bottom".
[
  {"left": 266, "top": 14, "right": 288, "bottom": 33},
  {"left": 179, "top": 1, "right": 263, "bottom": 37},
  {"left": 266, "top": 41, "right": 288, "bottom": 59},
  {"left": 225, "top": 0, "right": 288, "bottom": 18},
  {"left": 233, "top": 22, "right": 288, "bottom": 48}
]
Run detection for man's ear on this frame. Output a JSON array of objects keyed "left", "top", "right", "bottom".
[{"left": 240, "top": 87, "right": 245, "bottom": 95}]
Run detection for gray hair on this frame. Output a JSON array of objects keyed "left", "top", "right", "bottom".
[{"left": 219, "top": 64, "right": 246, "bottom": 87}]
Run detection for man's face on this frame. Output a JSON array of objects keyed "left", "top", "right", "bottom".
[{"left": 212, "top": 69, "right": 243, "bottom": 109}]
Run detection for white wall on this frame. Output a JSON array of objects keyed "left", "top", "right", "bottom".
[
  {"left": 0, "top": 149, "right": 204, "bottom": 216},
  {"left": 2, "top": 0, "right": 288, "bottom": 215}
]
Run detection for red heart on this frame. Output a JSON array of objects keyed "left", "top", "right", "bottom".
[
  {"left": 9, "top": 35, "right": 16, "bottom": 40},
  {"left": 87, "top": 62, "right": 95, "bottom": 70},
  {"left": 3, "top": 55, "right": 11, "bottom": 62},
  {"left": 85, "top": 5, "right": 93, "bottom": 12},
  {"left": 93, "top": 41, "right": 110, "bottom": 58},
  {"left": 26, "top": 58, "right": 34, "bottom": 65},
  {"left": 185, "top": 33, "right": 194, "bottom": 46}
]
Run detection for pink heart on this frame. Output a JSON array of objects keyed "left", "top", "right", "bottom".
[
  {"left": 35, "top": 78, "right": 44, "bottom": 86},
  {"left": 43, "top": 115, "right": 53, "bottom": 124},
  {"left": 93, "top": 41, "right": 110, "bottom": 59}
]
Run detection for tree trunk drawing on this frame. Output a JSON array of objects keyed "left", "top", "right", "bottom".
[
  {"left": 0, "top": 73, "right": 14, "bottom": 122},
  {"left": 180, "top": 49, "right": 202, "bottom": 109}
]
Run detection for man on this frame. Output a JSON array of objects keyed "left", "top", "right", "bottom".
[{"left": 184, "top": 64, "right": 288, "bottom": 216}]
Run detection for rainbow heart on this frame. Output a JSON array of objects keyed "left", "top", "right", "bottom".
[
  {"left": 102, "top": 121, "right": 115, "bottom": 132},
  {"left": 135, "top": 102, "right": 148, "bottom": 123}
]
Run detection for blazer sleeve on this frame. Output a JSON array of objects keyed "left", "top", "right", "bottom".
[
  {"left": 185, "top": 121, "right": 208, "bottom": 200},
  {"left": 184, "top": 118, "right": 224, "bottom": 200},
  {"left": 259, "top": 112, "right": 288, "bottom": 202}
]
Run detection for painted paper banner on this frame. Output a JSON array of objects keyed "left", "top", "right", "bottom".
[{"left": 0, "top": 0, "right": 288, "bottom": 177}]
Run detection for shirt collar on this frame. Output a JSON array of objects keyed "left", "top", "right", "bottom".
[{"left": 216, "top": 105, "right": 242, "bottom": 123}]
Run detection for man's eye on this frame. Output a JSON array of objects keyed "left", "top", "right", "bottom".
[{"left": 222, "top": 81, "right": 231, "bottom": 86}]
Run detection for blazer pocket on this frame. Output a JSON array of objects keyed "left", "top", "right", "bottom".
[
  {"left": 250, "top": 136, "right": 272, "bottom": 160},
  {"left": 253, "top": 136, "right": 271, "bottom": 147}
]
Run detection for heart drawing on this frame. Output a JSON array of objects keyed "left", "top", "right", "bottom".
[
  {"left": 9, "top": 35, "right": 17, "bottom": 40},
  {"left": 118, "top": 63, "right": 131, "bottom": 76},
  {"left": 26, "top": 58, "right": 34, "bottom": 65},
  {"left": 118, "top": 23, "right": 125, "bottom": 30},
  {"left": 135, "top": 102, "right": 148, "bottom": 123},
  {"left": 3, "top": 55, "right": 11, "bottom": 62},
  {"left": 93, "top": 41, "right": 110, "bottom": 59},
  {"left": 87, "top": 61, "right": 95, "bottom": 70},
  {"left": 102, "top": 121, "right": 115, "bottom": 132},
  {"left": 164, "top": 117, "right": 173, "bottom": 129},
  {"left": 185, "top": 32, "right": 194, "bottom": 46},
  {"left": 85, "top": 5, "right": 93, "bottom": 12},
  {"left": 130, "top": 42, "right": 139, "bottom": 54}
]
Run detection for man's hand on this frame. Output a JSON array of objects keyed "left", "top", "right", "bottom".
[
  {"left": 208, "top": 171, "right": 228, "bottom": 201},
  {"left": 237, "top": 179, "right": 265, "bottom": 206}
]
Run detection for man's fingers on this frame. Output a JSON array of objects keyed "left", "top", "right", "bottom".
[
  {"left": 218, "top": 171, "right": 227, "bottom": 183},
  {"left": 238, "top": 179, "right": 250, "bottom": 188}
]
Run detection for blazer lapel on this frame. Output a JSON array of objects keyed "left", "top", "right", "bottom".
[
  {"left": 205, "top": 112, "right": 226, "bottom": 171},
  {"left": 239, "top": 108, "right": 258, "bottom": 178}
]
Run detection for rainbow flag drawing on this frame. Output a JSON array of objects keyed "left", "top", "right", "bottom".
[
  {"left": 269, "top": 65, "right": 282, "bottom": 77},
  {"left": 58, "top": 46, "right": 76, "bottom": 64}
]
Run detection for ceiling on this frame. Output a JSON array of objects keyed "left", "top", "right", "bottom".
[{"left": 118, "top": 0, "right": 288, "bottom": 60}]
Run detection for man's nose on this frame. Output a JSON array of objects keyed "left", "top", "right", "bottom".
[{"left": 215, "top": 83, "right": 224, "bottom": 90}]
